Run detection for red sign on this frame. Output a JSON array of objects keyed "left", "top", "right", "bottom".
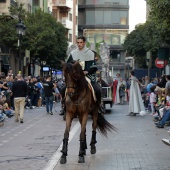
[{"left": 155, "top": 58, "right": 168, "bottom": 68}]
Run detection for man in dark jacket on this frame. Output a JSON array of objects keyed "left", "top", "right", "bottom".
[
  {"left": 12, "top": 74, "right": 27, "bottom": 123},
  {"left": 43, "top": 75, "right": 54, "bottom": 115}
]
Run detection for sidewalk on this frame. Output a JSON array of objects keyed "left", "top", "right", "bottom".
[{"left": 51, "top": 104, "right": 170, "bottom": 170}]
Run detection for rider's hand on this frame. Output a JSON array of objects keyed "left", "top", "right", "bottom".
[{"left": 83, "top": 71, "right": 88, "bottom": 75}]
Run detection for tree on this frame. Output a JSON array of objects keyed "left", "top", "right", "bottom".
[
  {"left": 0, "top": 3, "right": 68, "bottom": 72},
  {"left": 22, "top": 9, "right": 68, "bottom": 70},
  {"left": 123, "top": 24, "right": 147, "bottom": 68},
  {"left": 0, "top": 15, "right": 18, "bottom": 50},
  {"left": 123, "top": 20, "right": 163, "bottom": 68},
  {"left": 0, "top": 3, "right": 28, "bottom": 50},
  {"left": 148, "top": 0, "right": 170, "bottom": 46}
]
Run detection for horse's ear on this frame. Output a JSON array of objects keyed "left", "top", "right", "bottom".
[
  {"left": 73, "top": 60, "right": 79, "bottom": 67},
  {"left": 60, "top": 60, "right": 65, "bottom": 67}
]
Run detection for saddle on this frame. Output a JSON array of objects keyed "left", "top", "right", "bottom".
[{"left": 85, "top": 77, "right": 97, "bottom": 101}]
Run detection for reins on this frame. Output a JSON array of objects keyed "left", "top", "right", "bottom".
[{"left": 64, "top": 61, "right": 89, "bottom": 106}]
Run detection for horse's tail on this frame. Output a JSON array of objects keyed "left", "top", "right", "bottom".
[{"left": 97, "top": 113, "right": 117, "bottom": 137}]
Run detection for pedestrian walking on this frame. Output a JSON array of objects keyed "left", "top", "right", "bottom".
[
  {"left": 127, "top": 70, "right": 145, "bottom": 116},
  {"left": 43, "top": 75, "right": 54, "bottom": 115},
  {"left": 12, "top": 74, "right": 27, "bottom": 123}
]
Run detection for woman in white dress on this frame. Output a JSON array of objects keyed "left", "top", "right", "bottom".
[
  {"left": 128, "top": 71, "right": 145, "bottom": 116},
  {"left": 115, "top": 73, "right": 121, "bottom": 104}
]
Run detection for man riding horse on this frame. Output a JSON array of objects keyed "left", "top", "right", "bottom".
[{"left": 60, "top": 35, "right": 103, "bottom": 115}]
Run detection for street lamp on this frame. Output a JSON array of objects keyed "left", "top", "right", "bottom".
[{"left": 15, "top": 19, "right": 26, "bottom": 72}]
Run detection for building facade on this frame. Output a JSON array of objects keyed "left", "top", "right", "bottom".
[
  {"left": 78, "top": 0, "right": 129, "bottom": 78},
  {"left": 52, "top": 0, "right": 78, "bottom": 46}
]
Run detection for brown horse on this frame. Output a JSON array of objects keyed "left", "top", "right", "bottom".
[{"left": 60, "top": 60, "right": 116, "bottom": 164}]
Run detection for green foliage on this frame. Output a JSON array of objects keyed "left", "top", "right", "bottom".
[
  {"left": 123, "top": 0, "right": 170, "bottom": 68},
  {"left": 0, "top": 3, "right": 68, "bottom": 70},
  {"left": 23, "top": 9, "right": 68, "bottom": 69},
  {"left": 123, "top": 25, "right": 146, "bottom": 68},
  {"left": 9, "top": 3, "right": 27, "bottom": 20},
  {"left": 148, "top": 0, "right": 170, "bottom": 46},
  {"left": 0, "top": 15, "right": 18, "bottom": 50}
]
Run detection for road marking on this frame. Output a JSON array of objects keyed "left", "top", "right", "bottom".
[
  {"left": 1, "top": 134, "right": 6, "bottom": 136},
  {"left": 2, "top": 140, "right": 8, "bottom": 143},
  {"left": 43, "top": 121, "right": 80, "bottom": 170}
]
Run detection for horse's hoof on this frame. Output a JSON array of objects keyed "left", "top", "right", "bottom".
[
  {"left": 78, "top": 156, "right": 85, "bottom": 163},
  {"left": 90, "top": 145, "right": 96, "bottom": 154},
  {"left": 60, "top": 157, "right": 67, "bottom": 164}
]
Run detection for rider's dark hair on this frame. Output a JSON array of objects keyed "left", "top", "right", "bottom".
[{"left": 77, "top": 35, "right": 86, "bottom": 42}]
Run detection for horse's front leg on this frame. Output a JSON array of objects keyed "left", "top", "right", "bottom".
[
  {"left": 78, "top": 113, "right": 88, "bottom": 163},
  {"left": 60, "top": 114, "right": 72, "bottom": 164},
  {"left": 90, "top": 111, "right": 98, "bottom": 154}
]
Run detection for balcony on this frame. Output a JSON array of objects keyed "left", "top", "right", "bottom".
[
  {"left": 59, "top": 17, "right": 72, "bottom": 30},
  {"left": 52, "top": 0, "right": 72, "bottom": 9}
]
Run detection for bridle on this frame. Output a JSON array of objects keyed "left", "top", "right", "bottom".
[
  {"left": 66, "top": 87, "right": 87, "bottom": 105},
  {"left": 64, "top": 61, "right": 87, "bottom": 105}
]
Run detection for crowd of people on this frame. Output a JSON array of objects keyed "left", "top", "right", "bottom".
[
  {"left": 0, "top": 70, "right": 65, "bottom": 125},
  {"left": 1, "top": 67, "right": 170, "bottom": 146},
  {"left": 113, "top": 72, "right": 170, "bottom": 146}
]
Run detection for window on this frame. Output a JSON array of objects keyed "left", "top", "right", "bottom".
[
  {"left": 33, "top": 0, "right": 39, "bottom": 6},
  {"left": 104, "top": 11, "right": 112, "bottom": 25},
  {"left": 120, "top": 11, "right": 128, "bottom": 25},
  {"left": 95, "top": 11, "right": 103, "bottom": 25},
  {"left": 120, "top": 17, "right": 127, "bottom": 25},
  {"left": 69, "top": 13, "right": 72, "bottom": 21},
  {"left": 110, "top": 50, "right": 119, "bottom": 59},
  {"left": 86, "top": 11, "right": 95, "bottom": 25},
  {"left": 112, "top": 11, "right": 120, "bottom": 24},
  {"left": 69, "top": 34, "right": 72, "bottom": 42}
]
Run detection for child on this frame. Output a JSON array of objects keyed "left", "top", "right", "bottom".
[
  {"left": 150, "top": 85, "right": 157, "bottom": 115},
  {"left": 119, "top": 83, "right": 126, "bottom": 105}
]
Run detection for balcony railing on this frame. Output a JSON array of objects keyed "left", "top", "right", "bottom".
[
  {"left": 52, "top": 0, "right": 71, "bottom": 8},
  {"left": 59, "top": 17, "right": 72, "bottom": 30},
  {"left": 59, "top": 17, "right": 67, "bottom": 25}
]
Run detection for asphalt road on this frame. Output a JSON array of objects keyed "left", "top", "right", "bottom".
[
  {"left": 1, "top": 103, "right": 170, "bottom": 170},
  {"left": 0, "top": 103, "right": 77, "bottom": 170}
]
